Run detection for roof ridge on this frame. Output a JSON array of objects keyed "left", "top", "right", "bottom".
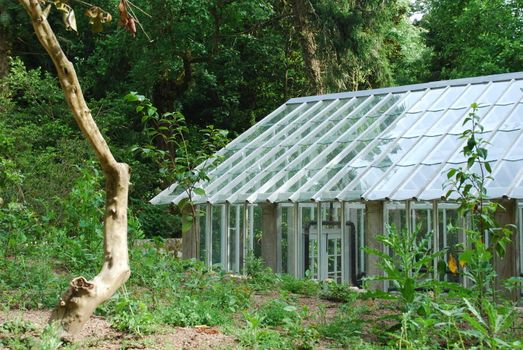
[{"left": 288, "top": 71, "right": 523, "bottom": 104}]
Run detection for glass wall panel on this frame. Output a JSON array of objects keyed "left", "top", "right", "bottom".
[
  {"left": 199, "top": 205, "right": 207, "bottom": 264},
  {"left": 346, "top": 203, "right": 365, "bottom": 286},
  {"left": 228, "top": 205, "right": 244, "bottom": 273},
  {"left": 211, "top": 205, "right": 224, "bottom": 266},
  {"left": 251, "top": 204, "right": 263, "bottom": 258},
  {"left": 320, "top": 202, "right": 342, "bottom": 282},
  {"left": 300, "top": 203, "right": 317, "bottom": 278},
  {"left": 278, "top": 204, "right": 295, "bottom": 274},
  {"left": 385, "top": 202, "right": 407, "bottom": 232},
  {"left": 438, "top": 204, "right": 462, "bottom": 283}
]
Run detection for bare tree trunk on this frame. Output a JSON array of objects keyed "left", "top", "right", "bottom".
[
  {"left": 19, "top": 0, "right": 131, "bottom": 336},
  {"left": 0, "top": 26, "right": 10, "bottom": 78},
  {"left": 291, "top": 0, "right": 324, "bottom": 95}
]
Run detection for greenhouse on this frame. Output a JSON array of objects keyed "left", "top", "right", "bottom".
[{"left": 152, "top": 72, "right": 523, "bottom": 292}]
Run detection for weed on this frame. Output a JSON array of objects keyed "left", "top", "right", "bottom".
[
  {"left": 317, "top": 302, "right": 366, "bottom": 347},
  {"left": 280, "top": 274, "right": 320, "bottom": 296},
  {"left": 257, "top": 299, "right": 299, "bottom": 327},
  {"left": 236, "top": 311, "right": 288, "bottom": 349},
  {"left": 104, "top": 291, "right": 155, "bottom": 335}
]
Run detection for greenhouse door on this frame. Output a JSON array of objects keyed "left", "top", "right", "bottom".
[{"left": 304, "top": 222, "right": 355, "bottom": 284}]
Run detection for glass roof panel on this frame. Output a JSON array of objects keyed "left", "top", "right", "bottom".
[
  {"left": 487, "top": 160, "right": 522, "bottom": 194},
  {"left": 452, "top": 83, "right": 489, "bottom": 108},
  {"left": 396, "top": 137, "right": 441, "bottom": 166},
  {"left": 408, "top": 88, "right": 445, "bottom": 112},
  {"left": 505, "top": 132, "right": 523, "bottom": 160},
  {"left": 152, "top": 73, "right": 523, "bottom": 205},
  {"left": 431, "top": 85, "right": 467, "bottom": 110},
  {"left": 477, "top": 81, "right": 514, "bottom": 105},
  {"left": 498, "top": 79, "right": 523, "bottom": 104}
]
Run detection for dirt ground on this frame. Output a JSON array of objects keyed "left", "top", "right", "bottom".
[
  {"left": 0, "top": 309, "right": 236, "bottom": 350},
  {"left": 0, "top": 293, "right": 400, "bottom": 349}
]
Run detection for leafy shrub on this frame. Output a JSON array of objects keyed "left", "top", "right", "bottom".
[
  {"left": 280, "top": 274, "right": 320, "bottom": 296},
  {"left": 258, "top": 299, "right": 298, "bottom": 327},
  {"left": 245, "top": 253, "right": 280, "bottom": 290},
  {"left": 0, "top": 319, "right": 64, "bottom": 350},
  {"left": 236, "top": 311, "right": 289, "bottom": 349},
  {"left": 319, "top": 280, "right": 358, "bottom": 302},
  {"left": 283, "top": 306, "right": 319, "bottom": 350},
  {"left": 104, "top": 292, "right": 155, "bottom": 335}
]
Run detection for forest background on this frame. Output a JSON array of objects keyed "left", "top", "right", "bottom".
[{"left": 1, "top": 0, "right": 523, "bottom": 239}]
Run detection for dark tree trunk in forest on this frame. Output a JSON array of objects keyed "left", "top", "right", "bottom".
[
  {"left": 291, "top": 0, "right": 324, "bottom": 95},
  {"left": 19, "top": 0, "right": 131, "bottom": 337},
  {"left": 0, "top": 27, "right": 11, "bottom": 78}
]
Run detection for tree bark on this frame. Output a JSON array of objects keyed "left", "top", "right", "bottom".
[
  {"left": 291, "top": 0, "right": 324, "bottom": 95},
  {"left": 19, "top": 0, "right": 131, "bottom": 337},
  {"left": 0, "top": 26, "right": 11, "bottom": 78}
]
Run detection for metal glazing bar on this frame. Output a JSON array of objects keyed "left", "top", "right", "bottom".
[
  {"left": 206, "top": 203, "right": 212, "bottom": 266},
  {"left": 221, "top": 203, "right": 229, "bottom": 271},
  {"left": 245, "top": 96, "right": 373, "bottom": 203},
  {"left": 204, "top": 101, "right": 316, "bottom": 198},
  {"left": 286, "top": 93, "right": 400, "bottom": 202},
  {"left": 214, "top": 99, "right": 341, "bottom": 203},
  {"left": 312, "top": 88, "right": 435, "bottom": 201},
  {"left": 242, "top": 202, "right": 248, "bottom": 273},
  {"left": 226, "top": 98, "right": 361, "bottom": 204},
  {"left": 249, "top": 205, "right": 254, "bottom": 252},
  {"left": 235, "top": 205, "right": 241, "bottom": 273},
  {"left": 317, "top": 202, "right": 324, "bottom": 280},
  {"left": 340, "top": 201, "right": 348, "bottom": 283},
  {"left": 432, "top": 201, "right": 439, "bottom": 280},
  {"left": 360, "top": 85, "right": 471, "bottom": 200},
  {"left": 416, "top": 80, "right": 517, "bottom": 200},
  {"left": 276, "top": 205, "right": 283, "bottom": 274}
]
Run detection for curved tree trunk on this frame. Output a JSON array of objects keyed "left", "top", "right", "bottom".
[{"left": 19, "top": 0, "right": 131, "bottom": 336}]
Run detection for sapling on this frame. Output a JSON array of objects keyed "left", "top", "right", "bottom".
[{"left": 445, "top": 103, "right": 513, "bottom": 307}]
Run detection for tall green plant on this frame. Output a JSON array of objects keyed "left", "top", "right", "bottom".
[
  {"left": 365, "top": 225, "right": 443, "bottom": 307},
  {"left": 125, "top": 92, "right": 228, "bottom": 233},
  {"left": 445, "top": 103, "right": 513, "bottom": 305}
]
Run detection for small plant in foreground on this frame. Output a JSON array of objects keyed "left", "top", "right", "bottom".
[
  {"left": 460, "top": 298, "right": 520, "bottom": 349},
  {"left": 283, "top": 306, "right": 320, "bottom": 350},
  {"left": 317, "top": 302, "right": 365, "bottom": 347},
  {"left": 236, "top": 311, "right": 287, "bottom": 349},
  {"left": 258, "top": 299, "right": 299, "bottom": 326},
  {"left": 105, "top": 291, "right": 155, "bottom": 335}
]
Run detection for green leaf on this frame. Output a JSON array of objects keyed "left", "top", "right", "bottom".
[
  {"left": 193, "top": 188, "right": 206, "bottom": 196},
  {"left": 484, "top": 161, "right": 492, "bottom": 174},
  {"left": 401, "top": 278, "right": 415, "bottom": 304},
  {"left": 182, "top": 221, "right": 192, "bottom": 234}
]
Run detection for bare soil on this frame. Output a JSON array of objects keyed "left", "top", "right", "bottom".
[
  {"left": 0, "top": 310, "right": 236, "bottom": 350},
  {"left": 0, "top": 294, "right": 412, "bottom": 349}
]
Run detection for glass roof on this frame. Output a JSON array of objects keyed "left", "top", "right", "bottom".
[{"left": 152, "top": 72, "right": 523, "bottom": 205}]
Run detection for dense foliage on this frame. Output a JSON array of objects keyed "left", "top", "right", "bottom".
[{"left": 1, "top": 0, "right": 523, "bottom": 348}]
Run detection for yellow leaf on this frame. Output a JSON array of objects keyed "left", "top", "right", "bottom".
[
  {"left": 448, "top": 254, "right": 458, "bottom": 274},
  {"left": 459, "top": 258, "right": 466, "bottom": 269}
]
